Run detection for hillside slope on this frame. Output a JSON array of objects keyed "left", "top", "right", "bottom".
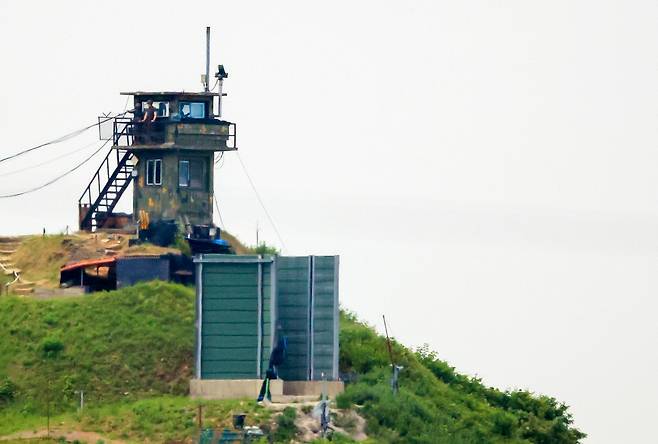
[{"left": 0, "top": 282, "right": 585, "bottom": 443}]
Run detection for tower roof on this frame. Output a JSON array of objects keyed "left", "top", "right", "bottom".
[{"left": 120, "top": 91, "right": 221, "bottom": 97}]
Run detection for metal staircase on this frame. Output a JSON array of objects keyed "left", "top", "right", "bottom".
[{"left": 78, "top": 148, "right": 134, "bottom": 231}]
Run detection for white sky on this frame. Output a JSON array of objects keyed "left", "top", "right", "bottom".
[{"left": 1, "top": 1, "right": 657, "bottom": 441}]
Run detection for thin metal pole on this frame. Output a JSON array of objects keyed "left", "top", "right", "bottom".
[
  {"left": 205, "top": 27, "right": 211, "bottom": 92},
  {"left": 217, "top": 79, "right": 223, "bottom": 117},
  {"left": 383, "top": 315, "right": 395, "bottom": 367}
]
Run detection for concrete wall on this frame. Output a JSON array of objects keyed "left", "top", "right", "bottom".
[{"left": 132, "top": 150, "right": 214, "bottom": 225}]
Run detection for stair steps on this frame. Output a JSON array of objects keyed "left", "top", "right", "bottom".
[{"left": 78, "top": 149, "right": 134, "bottom": 231}]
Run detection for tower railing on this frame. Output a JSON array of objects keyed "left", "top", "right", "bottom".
[{"left": 108, "top": 117, "right": 236, "bottom": 150}]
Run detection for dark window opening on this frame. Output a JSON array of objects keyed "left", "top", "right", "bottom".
[
  {"left": 141, "top": 101, "right": 169, "bottom": 117},
  {"left": 178, "top": 159, "right": 206, "bottom": 190},
  {"left": 146, "top": 159, "right": 162, "bottom": 186}
]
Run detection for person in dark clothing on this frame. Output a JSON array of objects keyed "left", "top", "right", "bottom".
[
  {"left": 129, "top": 102, "right": 144, "bottom": 121},
  {"left": 257, "top": 335, "right": 288, "bottom": 402},
  {"left": 128, "top": 102, "right": 144, "bottom": 144},
  {"left": 141, "top": 100, "right": 158, "bottom": 143}
]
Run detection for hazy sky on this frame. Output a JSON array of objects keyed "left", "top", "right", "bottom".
[{"left": 1, "top": 1, "right": 657, "bottom": 441}]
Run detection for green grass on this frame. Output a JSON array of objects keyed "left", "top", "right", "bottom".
[
  {"left": 0, "top": 282, "right": 585, "bottom": 443},
  {"left": 0, "top": 396, "right": 273, "bottom": 442},
  {"left": 337, "top": 311, "right": 585, "bottom": 443},
  {"left": 11, "top": 235, "right": 84, "bottom": 286},
  {"left": 0, "top": 281, "right": 194, "bottom": 416}
]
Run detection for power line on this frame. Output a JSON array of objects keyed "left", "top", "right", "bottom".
[
  {"left": 235, "top": 151, "right": 287, "bottom": 253},
  {"left": 214, "top": 151, "right": 225, "bottom": 166},
  {"left": 0, "top": 114, "right": 121, "bottom": 165},
  {"left": 0, "top": 139, "right": 111, "bottom": 199},
  {"left": 0, "top": 139, "right": 100, "bottom": 179},
  {"left": 213, "top": 194, "right": 226, "bottom": 229}
]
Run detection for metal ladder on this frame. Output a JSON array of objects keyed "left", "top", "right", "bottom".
[{"left": 78, "top": 148, "right": 134, "bottom": 231}]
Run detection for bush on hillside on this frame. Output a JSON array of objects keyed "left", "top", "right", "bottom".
[{"left": 337, "top": 312, "right": 586, "bottom": 443}]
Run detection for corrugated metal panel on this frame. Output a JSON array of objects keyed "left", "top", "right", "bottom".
[
  {"left": 195, "top": 254, "right": 339, "bottom": 381},
  {"left": 275, "top": 255, "right": 340, "bottom": 381},
  {"left": 116, "top": 256, "right": 169, "bottom": 288},
  {"left": 275, "top": 256, "right": 311, "bottom": 381},
  {"left": 196, "top": 255, "right": 273, "bottom": 379},
  {"left": 311, "top": 256, "right": 339, "bottom": 380}
]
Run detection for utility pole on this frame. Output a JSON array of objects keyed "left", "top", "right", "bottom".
[{"left": 205, "top": 27, "right": 211, "bottom": 92}]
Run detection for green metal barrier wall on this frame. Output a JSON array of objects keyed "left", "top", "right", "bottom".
[
  {"left": 276, "top": 256, "right": 339, "bottom": 381},
  {"left": 195, "top": 254, "right": 339, "bottom": 381},
  {"left": 195, "top": 255, "right": 274, "bottom": 379}
]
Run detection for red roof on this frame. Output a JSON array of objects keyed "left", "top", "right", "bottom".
[{"left": 60, "top": 257, "right": 116, "bottom": 273}]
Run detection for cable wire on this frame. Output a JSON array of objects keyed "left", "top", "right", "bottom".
[
  {"left": 0, "top": 139, "right": 100, "bottom": 179},
  {"left": 0, "top": 114, "right": 122, "bottom": 165},
  {"left": 213, "top": 194, "right": 226, "bottom": 229},
  {"left": 235, "top": 151, "right": 287, "bottom": 252},
  {"left": 0, "top": 139, "right": 111, "bottom": 198},
  {"left": 214, "top": 150, "right": 225, "bottom": 166}
]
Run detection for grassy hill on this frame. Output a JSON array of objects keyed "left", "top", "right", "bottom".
[{"left": 0, "top": 282, "right": 585, "bottom": 443}]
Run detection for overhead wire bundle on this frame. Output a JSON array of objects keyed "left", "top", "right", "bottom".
[{"left": 0, "top": 114, "right": 122, "bottom": 198}]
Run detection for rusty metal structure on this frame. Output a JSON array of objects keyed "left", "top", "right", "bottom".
[{"left": 78, "top": 29, "right": 235, "bottom": 231}]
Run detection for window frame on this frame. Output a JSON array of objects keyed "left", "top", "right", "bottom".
[
  {"left": 178, "top": 160, "right": 190, "bottom": 187},
  {"left": 146, "top": 159, "right": 162, "bottom": 186},
  {"left": 178, "top": 158, "right": 207, "bottom": 191},
  {"left": 179, "top": 101, "right": 207, "bottom": 119},
  {"left": 141, "top": 101, "right": 170, "bottom": 117}
]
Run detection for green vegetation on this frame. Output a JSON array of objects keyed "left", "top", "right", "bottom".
[
  {"left": 273, "top": 406, "right": 298, "bottom": 442},
  {"left": 0, "top": 396, "right": 272, "bottom": 442},
  {"left": 248, "top": 242, "right": 280, "bottom": 255},
  {"left": 220, "top": 231, "right": 279, "bottom": 255},
  {"left": 0, "top": 282, "right": 584, "bottom": 442},
  {"left": 338, "top": 311, "right": 585, "bottom": 443},
  {"left": 0, "top": 281, "right": 194, "bottom": 417}
]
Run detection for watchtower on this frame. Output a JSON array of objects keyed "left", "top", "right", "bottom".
[{"left": 78, "top": 75, "right": 235, "bottom": 231}]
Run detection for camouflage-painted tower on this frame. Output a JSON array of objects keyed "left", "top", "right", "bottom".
[{"left": 78, "top": 70, "right": 235, "bottom": 231}]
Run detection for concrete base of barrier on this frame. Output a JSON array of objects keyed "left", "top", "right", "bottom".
[
  {"left": 190, "top": 379, "right": 283, "bottom": 400},
  {"left": 282, "top": 380, "right": 344, "bottom": 397},
  {"left": 190, "top": 379, "right": 344, "bottom": 400}
]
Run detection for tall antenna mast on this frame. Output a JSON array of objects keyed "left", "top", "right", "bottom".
[{"left": 205, "top": 26, "right": 211, "bottom": 92}]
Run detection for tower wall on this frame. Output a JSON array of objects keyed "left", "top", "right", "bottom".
[{"left": 132, "top": 149, "right": 214, "bottom": 226}]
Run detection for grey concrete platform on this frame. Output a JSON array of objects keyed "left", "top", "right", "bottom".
[
  {"left": 190, "top": 379, "right": 283, "bottom": 400},
  {"left": 190, "top": 379, "right": 344, "bottom": 400}
]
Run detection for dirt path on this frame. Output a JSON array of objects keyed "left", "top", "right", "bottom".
[{"left": 0, "top": 428, "right": 125, "bottom": 443}]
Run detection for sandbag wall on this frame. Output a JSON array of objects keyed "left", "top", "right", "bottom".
[{"left": 194, "top": 254, "right": 339, "bottom": 381}]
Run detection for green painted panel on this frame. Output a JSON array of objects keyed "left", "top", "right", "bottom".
[
  {"left": 203, "top": 298, "right": 256, "bottom": 311},
  {"left": 203, "top": 286, "right": 258, "bottom": 299},
  {"left": 202, "top": 348, "right": 256, "bottom": 361},
  {"left": 202, "top": 360, "right": 255, "bottom": 374},
  {"left": 202, "top": 323, "right": 256, "bottom": 336},
  {"left": 276, "top": 256, "right": 311, "bottom": 381},
  {"left": 198, "top": 256, "right": 274, "bottom": 379},
  {"left": 197, "top": 255, "right": 336, "bottom": 381},
  {"left": 203, "top": 372, "right": 255, "bottom": 379},
  {"left": 312, "top": 256, "right": 337, "bottom": 380},
  {"left": 202, "top": 335, "right": 257, "bottom": 348}
]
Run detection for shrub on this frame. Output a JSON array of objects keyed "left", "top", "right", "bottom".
[
  {"left": 273, "top": 407, "right": 297, "bottom": 442},
  {"left": 0, "top": 377, "right": 17, "bottom": 403},
  {"left": 248, "top": 242, "right": 279, "bottom": 255},
  {"left": 41, "top": 337, "right": 64, "bottom": 358}
]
